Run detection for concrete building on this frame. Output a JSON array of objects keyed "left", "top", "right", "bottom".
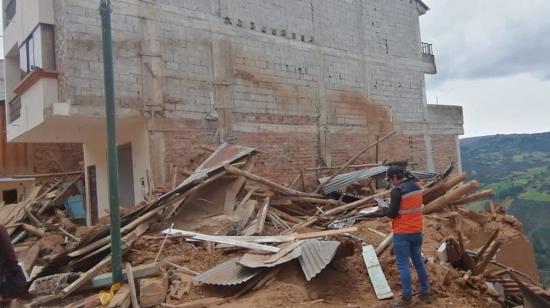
[{"left": 2, "top": 0, "right": 463, "bottom": 224}]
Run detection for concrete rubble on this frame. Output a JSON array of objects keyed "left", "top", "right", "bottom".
[{"left": 3, "top": 140, "right": 550, "bottom": 308}]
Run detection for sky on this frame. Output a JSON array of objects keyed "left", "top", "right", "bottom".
[{"left": 420, "top": 0, "right": 550, "bottom": 138}]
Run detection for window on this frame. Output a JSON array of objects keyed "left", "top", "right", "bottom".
[
  {"left": 19, "top": 24, "right": 55, "bottom": 78},
  {"left": 4, "top": 0, "right": 16, "bottom": 28},
  {"left": 2, "top": 189, "right": 18, "bottom": 205}
]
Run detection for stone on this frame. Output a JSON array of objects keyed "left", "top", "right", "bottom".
[{"left": 139, "top": 274, "right": 169, "bottom": 307}]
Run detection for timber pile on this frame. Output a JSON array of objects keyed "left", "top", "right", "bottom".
[{"left": 5, "top": 138, "right": 549, "bottom": 308}]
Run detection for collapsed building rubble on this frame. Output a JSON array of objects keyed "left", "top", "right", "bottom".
[{"left": 2, "top": 140, "right": 550, "bottom": 308}]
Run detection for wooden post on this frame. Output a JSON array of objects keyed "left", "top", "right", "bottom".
[
  {"left": 125, "top": 263, "right": 140, "bottom": 308},
  {"left": 473, "top": 241, "right": 502, "bottom": 275}
]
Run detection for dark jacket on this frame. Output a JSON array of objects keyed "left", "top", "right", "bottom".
[
  {"left": 0, "top": 225, "right": 27, "bottom": 298},
  {"left": 382, "top": 178, "right": 422, "bottom": 219}
]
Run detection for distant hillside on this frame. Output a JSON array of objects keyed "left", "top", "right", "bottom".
[{"left": 460, "top": 132, "right": 550, "bottom": 285}]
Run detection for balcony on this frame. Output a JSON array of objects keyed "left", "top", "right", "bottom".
[{"left": 421, "top": 42, "right": 437, "bottom": 74}]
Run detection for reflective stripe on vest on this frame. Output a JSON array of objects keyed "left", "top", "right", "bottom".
[{"left": 392, "top": 189, "right": 423, "bottom": 234}]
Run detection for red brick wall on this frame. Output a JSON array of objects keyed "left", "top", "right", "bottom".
[
  {"left": 33, "top": 143, "right": 83, "bottom": 174},
  {"left": 431, "top": 134, "right": 459, "bottom": 173}
]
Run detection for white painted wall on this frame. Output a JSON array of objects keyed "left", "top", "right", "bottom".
[
  {"left": 3, "top": 0, "right": 54, "bottom": 53},
  {"left": 7, "top": 77, "right": 58, "bottom": 141},
  {"left": 83, "top": 120, "right": 150, "bottom": 224}
]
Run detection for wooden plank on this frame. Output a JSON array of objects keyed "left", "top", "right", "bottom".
[
  {"left": 125, "top": 263, "right": 140, "bottom": 308},
  {"left": 234, "top": 200, "right": 257, "bottom": 231},
  {"left": 92, "top": 262, "right": 160, "bottom": 288},
  {"left": 160, "top": 260, "right": 199, "bottom": 276},
  {"left": 294, "top": 227, "right": 358, "bottom": 240},
  {"left": 287, "top": 190, "right": 390, "bottom": 232},
  {"left": 166, "top": 229, "right": 280, "bottom": 253},
  {"left": 223, "top": 157, "right": 255, "bottom": 215},
  {"left": 362, "top": 244, "right": 393, "bottom": 300},
  {"left": 256, "top": 197, "right": 270, "bottom": 234},
  {"left": 61, "top": 255, "right": 112, "bottom": 298},
  {"left": 224, "top": 164, "right": 324, "bottom": 198}
]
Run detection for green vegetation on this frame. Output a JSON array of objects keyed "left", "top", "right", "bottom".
[{"left": 460, "top": 132, "right": 550, "bottom": 286}]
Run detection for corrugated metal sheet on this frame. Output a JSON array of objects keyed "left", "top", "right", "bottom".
[
  {"left": 193, "top": 257, "right": 262, "bottom": 286},
  {"left": 320, "top": 166, "right": 441, "bottom": 194},
  {"left": 177, "top": 143, "right": 256, "bottom": 189},
  {"left": 239, "top": 242, "right": 302, "bottom": 268},
  {"left": 298, "top": 240, "right": 340, "bottom": 281},
  {"left": 320, "top": 166, "right": 388, "bottom": 194}
]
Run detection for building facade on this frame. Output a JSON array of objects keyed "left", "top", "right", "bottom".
[{"left": 2, "top": 0, "right": 463, "bottom": 224}]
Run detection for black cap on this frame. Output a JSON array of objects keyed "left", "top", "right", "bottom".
[{"left": 386, "top": 165, "right": 405, "bottom": 179}]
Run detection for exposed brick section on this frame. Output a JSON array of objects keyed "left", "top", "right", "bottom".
[
  {"left": 33, "top": 144, "right": 83, "bottom": 174},
  {"left": 431, "top": 134, "right": 459, "bottom": 172}
]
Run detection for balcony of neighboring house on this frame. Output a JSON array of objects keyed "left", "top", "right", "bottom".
[
  {"left": 421, "top": 42, "right": 437, "bottom": 74},
  {"left": 4, "top": 22, "right": 59, "bottom": 142}
]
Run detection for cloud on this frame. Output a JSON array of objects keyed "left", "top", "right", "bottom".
[{"left": 421, "top": 0, "right": 550, "bottom": 86}]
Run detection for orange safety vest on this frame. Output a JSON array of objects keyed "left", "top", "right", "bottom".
[{"left": 392, "top": 190, "right": 424, "bottom": 234}]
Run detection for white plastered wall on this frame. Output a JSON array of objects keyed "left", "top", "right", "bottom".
[{"left": 83, "top": 120, "right": 150, "bottom": 225}]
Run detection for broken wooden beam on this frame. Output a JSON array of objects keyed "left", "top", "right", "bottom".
[
  {"left": 256, "top": 197, "right": 270, "bottom": 234},
  {"left": 61, "top": 255, "right": 111, "bottom": 298},
  {"left": 473, "top": 241, "right": 502, "bottom": 275},
  {"left": 476, "top": 229, "right": 499, "bottom": 261},
  {"left": 294, "top": 227, "right": 358, "bottom": 240},
  {"left": 375, "top": 233, "right": 393, "bottom": 256},
  {"left": 165, "top": 229, "right": 281, "bottom": 253},
  {"left": 452, "top": 189, "right": 495, "bottom": 205},
  {"left": 224, "top": 164, "right": 324, "bottom": 199},
  {"left": 422, "top": 172, "right": 467, "bottom": 204},
  {"left": 287, "top": 190, "right": 389, "bottom": 232},
  {"left": 423, "top": 181, "right": 479, "bottom": 214},
  {"left": 125, "top": 263, "right": 140, "bottom": 308}
]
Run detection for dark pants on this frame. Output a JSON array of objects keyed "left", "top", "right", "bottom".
[
  {"left": 393, "top": 232, "right": 430, "bottom": 297},
  {"left": 0, "top": 265, "right": 27, "bottom": 299}
]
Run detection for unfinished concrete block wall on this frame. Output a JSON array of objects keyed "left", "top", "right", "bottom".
[{"left": 52, "top": 0, "right": 462, "bottom": 185}]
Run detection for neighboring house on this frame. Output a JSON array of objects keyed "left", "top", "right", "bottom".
[{"left": 2, "top": 0, "right": 463, "bottom": 225}]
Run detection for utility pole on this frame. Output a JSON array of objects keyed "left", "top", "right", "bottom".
[{"left": 100, "top": 0, "right": 123, "bottom": 283}]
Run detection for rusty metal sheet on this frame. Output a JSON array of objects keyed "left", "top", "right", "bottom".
[
  {"left": 193, "top": 257, "right": 262, "bottom": 286},
  {"left": 177, "top": 143, "right": 256, "bottom": 189},
  {"left": 298, "top": 240, "right": 340, "bottom": 281}
]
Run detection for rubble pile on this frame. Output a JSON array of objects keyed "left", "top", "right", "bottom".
[{"left": 3, "top": 138, "right": 550, "bottom": 307}]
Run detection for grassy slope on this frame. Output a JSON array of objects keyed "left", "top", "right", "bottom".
[{"left": 460, "top": 132, "right": 550, "bottom": 285}]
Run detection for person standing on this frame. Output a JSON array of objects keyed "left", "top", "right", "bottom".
[
  {"left": 381, "top": 165, "right": 431, "bottom": 307},
  {"left": 0, "top": 224, "right": 27, "bottom": 303}
]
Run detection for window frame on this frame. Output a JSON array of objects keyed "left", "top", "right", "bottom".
[{"left": 18, "top": 23, "right": 55, "bottom": 78}]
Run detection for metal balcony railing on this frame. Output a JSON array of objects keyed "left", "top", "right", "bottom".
[
  {"left": 4, "top": 0, "right": 16, "bottom": 27},
  {"left": 421, "top": 42, "right": 433, "bottom": 56},
  {"left": 8, "top": 95, "right": 21, "bottom": 123}
]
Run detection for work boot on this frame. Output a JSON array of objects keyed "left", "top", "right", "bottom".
[
  {"left": 390, "top": 295, "right": 413, "bottom": 308},
  {"left": 417, "top": 292, "right": 433, "bottom": 303}
]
